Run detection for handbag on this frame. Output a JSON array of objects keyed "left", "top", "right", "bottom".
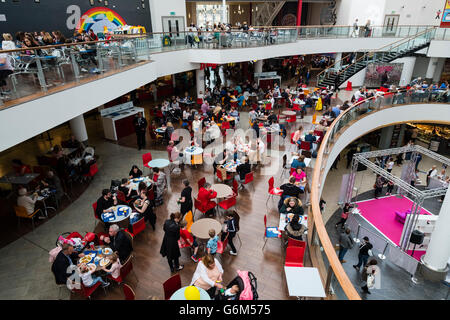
[
  {"left": 368, "top": 249, "right": 373, "bottom": 256},
  {"left": 366, "top": 273, "right": 375, "bottom": 288}
]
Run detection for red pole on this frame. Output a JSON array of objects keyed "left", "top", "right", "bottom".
[{"left": 296, "top": 0, "right": 303, "bottom": 26}]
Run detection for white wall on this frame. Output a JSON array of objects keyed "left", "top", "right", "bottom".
[
  {"left": 148, "top": 0, "right": 187, "bottom": 32},
  {"left": 319, "top": 103, "right": 450, "bottom": 194},
  {"left": 336, "top": 0, "right": 386, "bottom": 26},
  {"left": 428, "top": 40, "right": 450, "bottom": 58},
  {"left": 383, "top": 0, "right": 443, "bottom": 26}
]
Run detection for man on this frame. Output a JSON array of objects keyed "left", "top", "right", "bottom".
[
  {"left": 235, "top": 157, "right": 251, "bottom": 189},
  {"left": 338, "top": 228, "right": 354, "bottom": 263},
  {"left": 304, "top": 130, "right": 317, "bottom": 143},
  {"left": 40, "top": 170, "right": 64, "bottom": 203},
  {"left": 353, "top": 236, "right": 373, "bottom": 271},
  {"left": 101, "top": 224, "right": 133, "bottom": 264},
  {"left": 374, "top": 175, "right": 386, "bottom": 199},
  {"left": 278, "top": 176, "right": 303, "bottom": 210},
  {"left": 17, "top": 187, "right": 45, "bottom": 219},
  {"left": 332, "top": 105, "right": 341, "bottom": 118},
  {"left": 351, "top": 18, "right": 359, "bottom": 37},
  {"left": 133, "top": 112, "right": 147, "bottom": 150},
  {"left": 267, "top": 110, "right": 277, "bottom": 125},
  {"left": 426, "top": 165, "right": 438, "bottom": 186},
  {"left": 197, "top": 182, "right": 218, "bottom": 216},
  {"left": 51, "top": 243, "right": 80, "bottom": 286},
  {"left": 95, "top": 189, "right": 117, "bottom": 219}
]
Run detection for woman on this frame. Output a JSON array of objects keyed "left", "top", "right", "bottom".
[
  {"left": 335, "top": 202, "right": 353, "bottom": 229},
  {"left": 183, "top": 107, "right": 191, "bottom": 122},
  {"left": 190, "top": 254, "right": 224, "bottom": 298},
  {"left": 42, "top": 32, "right": 54, "bottom": 45},
  {"left": 291, "top": 167, "right": 307, "bottom": 188},
  {"left": 292, "top": 126, "right": 303, "bottom": 145},
  {"left": 2, "top": 33, "right": 16, "bottom": 51},
  {"left": 165, "top": 122, "right": 175, "bottom": 142},
  {"left": 361, "top": 259, "right": 379, "bottom": 294},
  {"left": 152, "top": 167, "right": 167, "bottom": 206},
  {"left": 133, "top": 189, "right": 156, "bottom": 230},
  {"left": 284, "top": 213, "right": 307, "bottom": 241},
  {"left": 279, "top": 197, "right": 304, "bottom": 216},
  {"left": 129, "top": 165, "right": 143, "bottom": 179},
  {"left": 160, "top": 212, "right": 184, "bottom": 273},
  {"left": 179, "top": 179, "right": 193, "bottom": 217}
]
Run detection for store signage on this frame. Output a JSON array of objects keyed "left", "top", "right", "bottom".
[
  {"left": 170, "top": 12, "right": 176, "bottom": 15},
  {"left": 440, "top": 0, "right": 450, "bottom": 28},
  {"left": 254, "top": 72, "right": 277, "bottom": 78},
  {"left": 200, "top": 63, "right": 218, "bottom": 70}
]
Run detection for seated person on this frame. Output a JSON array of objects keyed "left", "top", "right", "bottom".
[
  {"left": 40, "top": 170, "right": 64, "bottom": 202},
  {"left": 17, "top": 187, "right": 45, "bottom": 219},
  {"left": 213, "top": 150, "right": 230, "bottom": 175},
  {"left": 95, "top": 189, "right": 118, "bottom": 219},
  {"left": 291, "top": 167, "right": 307, "bottom": 187},
  {"left": 291, "top": 154, "right": 306, "bottom": 170},
  {"left": 279, "top": 197, "right": 304, "bottom": 216},
  {"left": 278, "top": 176, "right": 303, "bottom": 210},
  {"left": 315, "top": 119, "right": 328, "bottom": 132},
  {"left": 51, "top": 243, "right": 82, "bottom": 285},
  {"left": 235, "top": 156, "right": 251, "bottom": 188},
  {"left": 267, "top": 110, "right": 277, "bottom": 125},
  {"left": 66, "top": 135, "right": 83, "bottom": 150},
  {"left": 129, "top": 165, "right": 143, "bottom": 179},
  {"left": 197, "top": 182, "right": 217, "bottom": 216},
  {"left": 292, "top": 126, "right": 303, "bottom": 145},
  {"left": 78, "top": 263, "right": 110, "bottom": 288},
  {"left": 304, "top": 130, "right": 317, "bottom": 143},
  {"left": 284, "top": 214, "right": 307, "bottom": 242},
  {"left": 216, "top": 284, "right": 241, "bottom": 300},
  {"left": 133, "top": 189, "right": 156, "bottom": 230},
  {"left": 118, "top": 178, "right": 137, "bottom": 201},
  {"left": 12, "top": 159, "right": 32, "bottom": 175},
  {"left": 100, "top": 224, "right": 133, "bottom": 264},
  {"left": 101, "top": 252, "right": 122, "bottom": 282}
]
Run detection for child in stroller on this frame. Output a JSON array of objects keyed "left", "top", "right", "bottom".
[{"left": 215, "top": 270, "right": 258, "bottom": 300}]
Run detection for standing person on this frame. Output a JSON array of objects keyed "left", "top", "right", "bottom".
[
  {"left": 353, "top": 236, "right": 373, "bottom": 271},
  {"left": 351, "top": 18, "right": 359, "bottom": 37},
  {"left": 338, "top": 228, "right": 354, "bottom": 263},
  {"left": 190, "top": 254, "right": 224, "bottom": 298},
  {"left": 426, "top": 165, "right": 438, "bottom": 186},
  {"left": 133, "top": 112, "right": 147, "bottom": 150},
  {"left": 160, "top": 212, "right": 184, "bottom": 273},
  {"left": 152, "top": 167, "right": 167, "bottom": 206},
  {"left": 178, "top": 179, "right": 193, "bottom": 218},
  {"left": 335, "top": 202, "right": 353, "bottom": 229},
  {"left": 364, "top": 20, "right": 371, "bottom": 37},
  {"left": 221, "top": 211, "right": 239, "bottom": 256},
  {"left": 410, "top": 169, "right": 419, "bottom": 187},
  {"left": 346, "top": 145, "right": 357, "bottom": 169},
  {"left": 206, "top": 229, "right": 219, "bottom": 256},
  {"left": 374, "top": 175, "right": 386, "bottom": 199},
  {"left": 361, "top": 259, "right": 379, "bottom": 294},
  {"left": 386, "top": 157, "right": 395, "bottom": 173}
]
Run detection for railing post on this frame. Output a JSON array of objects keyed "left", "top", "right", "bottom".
[
  {"left": 35, "top": 52, "right": 47, "bottom": 92},
  {"left": 378, "top": 242, "right": 389, "bottom": 260},
  {"left": 353, "top": 224, "right": 361, "bottom": 243},
  {"left": 325, "top": 266, "right": 334, "bottom": 298},
  {"left": 69, "top": 49, "right": 80, "bottom": 82},
  {"left": 96, "top": 47, "right": 104, "bottom": 73}
]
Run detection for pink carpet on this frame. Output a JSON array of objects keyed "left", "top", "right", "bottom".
[{"left": 356, "top": 195, "right": 431, "bottom": 257}]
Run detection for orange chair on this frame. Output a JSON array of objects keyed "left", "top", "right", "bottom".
[
  {"left": 183, "top": 210, "right": 194, "bottom": 232},
  {"left": 243, "top": 172, "right": 254, "bottom": 191},
  {"left": 163, "top": 274, "right": 181, "bottom": 300},
  {"left": 122, "top": 283, "right": 136, "bottom": 300},
  {"left": 14, "top": 205, "right": 43, "bottom": 230},
  {"left": 285, "top": 246, "right": 305, "bottom": 267},
  {"left": 266, "top": 177, "right": 283, "bottom": 206},
  {"left": 262, "top": 214, "right": 281, "bottom": 250}
]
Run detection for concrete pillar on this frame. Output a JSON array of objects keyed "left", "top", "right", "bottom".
[
  {"left": 70, "top": 114, "right": 88, "bottom": 144},
  {"left": 296, "top": 0, "right": 303, "bottom": 26},
  {"left": 196, "top": 68, "right": 205, "bottom": 97},
  {"left": 421, "top": 186, "right": 450, "bottom": 280},
  {"left": 222, "top": 0, "right": 227, "bottom": 23},
  {"left": 432, "top": 58, "right": 445, "bottom": 83},
  {"left": 425, "top": 57, "right": 439, "bottom": 82},
  {"left": 395, "top": 57, "right": 416, "bottom": 86},
  {"left": 255, "top": 60, "right": 263, "bottom": 74},
  {"left": 379, "top": 126, "right": 394, "bottom": 150},
  {"left": 334, "top": 52, "right": 343, "bottom": 70}
]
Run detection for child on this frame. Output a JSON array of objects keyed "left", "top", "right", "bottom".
[
  {"left": 78, "top": 263, "right": 110, "bottom": 287},
  {"left": 102, "top": 252, "right": 122, "bottom": 281},
  {"left": 179, "top": 221, "right": 200, "bottom": 262},
  {"left": 386, "top": 180, "right": 394, "bottom": 195},
  {"left": 222, "top": 284, "right": 240, "bottom": 300},
  {"left": 206, "top": 229, "right": 219, "bottom": 256}
]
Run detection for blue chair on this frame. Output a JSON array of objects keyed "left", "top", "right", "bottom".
[{"left": 262, "top": 214, "right": 281, "bottom": 250}]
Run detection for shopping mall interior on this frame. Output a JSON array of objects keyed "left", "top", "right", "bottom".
[{"left": 0, "top": 0, "right": 449, "bottom": 302}]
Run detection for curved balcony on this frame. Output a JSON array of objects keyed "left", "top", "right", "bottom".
[{"left": 308, "top": 90, "right": 450, "bottom": 299}]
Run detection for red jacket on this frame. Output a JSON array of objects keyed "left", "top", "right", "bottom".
[{"left": 197, "top": 187, "right": 217, "bottom": 211}]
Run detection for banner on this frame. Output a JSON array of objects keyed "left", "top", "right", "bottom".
[
  {"left": 200, "top": 63, "right": 218, "bottom": 70},
  {"left": 440, "top": 0, "right": 450, "bottom": 28}
]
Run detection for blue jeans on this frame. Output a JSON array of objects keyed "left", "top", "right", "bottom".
[
  {"left": 87, "top": 276, "right": 107, "bottom": 287},
  {"left": 338, "top": 246, "right": 348, "bottom": 262},
  {"left": 356, "top": 254, "right": 369, "bottom": 268}
]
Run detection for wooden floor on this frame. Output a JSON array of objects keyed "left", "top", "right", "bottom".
[{"left": 75, "top": 143, "right": 312, "bottom": 300}]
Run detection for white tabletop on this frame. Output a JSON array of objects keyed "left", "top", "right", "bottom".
[
  {"left": 170, "top": 286, "right": 211, "bottom": 300},
  {"left": 279, "top": 213, "right": 308, "bottom": 232},
  {"left": 128, "top": 176, "right": 153, "bottom": 191},
  {"left": 282, "top": 110, "right": 296, "bottom": 116},
  {"left": 148, "top": 159, "right": 170, "bottom": 168},
  {"left": 190, "top": 218, "right": 223, "bottom": 239},
  {"left": 184, "top": 146, "right": 204, "bottom": 156},
  {"left": 211, "top": 184, "right": 233, "bottom": 199},
  {"left": 284, "top": 267, "right": 326, "bottom": 298}
]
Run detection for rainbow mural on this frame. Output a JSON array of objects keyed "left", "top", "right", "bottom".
[{"left": 76, "top": 7, "right": 127, "bottom": 33}]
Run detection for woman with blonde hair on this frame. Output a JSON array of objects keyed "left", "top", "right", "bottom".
[
  {"left": 42, "top": 32, "right": 54, "bottom": 45},
  {"left": 2, "top": 33, "right": 16, "bottom": 51},
  {"left": 102, "top": 252, "right": 122, "bottom": 281},
  {"left": 190, "top": 253, "right": 224, "bottom": 298}
]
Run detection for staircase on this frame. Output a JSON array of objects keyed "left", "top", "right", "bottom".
[
  {"left": 317, "top": 27, "right": 437, "bottom": 88},
  {"left": 253, "top": 1, "right": 286, "bottom": 26}
]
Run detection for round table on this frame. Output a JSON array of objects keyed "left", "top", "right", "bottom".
[
  {"left": 128, "top": 176, "right": 153, "bottom": 191},
  {"left": 148, "top": 159, "right": 170, "bottom": 168},
  {"left": 170, "top": 286, "right": 211, "bottom": 300},
  {"left": 155, "top": 127, "right": 166, "bottom": 134},
  {"left": 257, "top": 116, "right": 268, "bottom": 122},
  {"left": 184, "top": 146, "right": 204, "bottom": 156},
  {"left": 79, "top": 245, "right": 114, "bottom": 272},
  {"left": 282, "top": 110, "right": 296, "bottom": 116},
  {"left": 211, "top": 184, "right": 233, "bottom": 199},
  {"left": 190, "top": 218, "right": 222, "bottom": 239},
  {"left": 222, "top": 159, "right": 241, "bottom": 172},
  {"left": 224, "top": 116, "right": 235, "bottom": 122}
]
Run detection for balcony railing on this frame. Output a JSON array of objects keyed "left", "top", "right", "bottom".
[
  {"left": 308, "top": 88, "right": 449, "bottom": 299},
  {"left": 0, "top": 25, "right": 447, "bottom": 108}
]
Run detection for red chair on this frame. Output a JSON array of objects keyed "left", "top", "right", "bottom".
[
  {"left": 116, "top": 191, "right": 127, "bottom": 203},
  {"left": 163, "top": 274, "right": 182, "bottom": 300},
  {"left": 292, "top": 103, "right": 301, "bottom": 111},
  {"left": 285, "top": 246, "right": 305, "bottom": 267},
  {"left": 243, "top": 172, "right": 254, "bottom": 191},
  {"left": 262, "top": 214, "right": 281, "bottom": 250},
  {"left": 265, "top": 103, "right": 272, "bottom": 111},
  {"left": 73, "top": 281, "right": 104, "bottom": 299},
  {"left": 147, "top": 188, "right": 155, "bottom": 201},
  {"left": 142, "top": 152, "right": 152, "bottom": 172},
  {"left": 221, "top": 121, "right": 230, "bottom": 130},
  {"left": 108, "top": 255, "right": 134, "bottom": 284},
  {"left": 198, "top": 177, "right": 206, "bottom": 190},
  {"left": 125, "top": 217, "right": 146, "bottom": 237},
  {"left": 300, "top": 141, "right": 311, "bottom": 151},
  {"left": 83, "top": 163, "right": 98, "bottom": 180},
  {"left": 287, "top": 238, "right": 306, "bottom": 249},
  {"left": 216, "top": 169, "right": 232, "bottom": 182},
  {"left": 92, "top": 202, "right": 101, "bottom": 228},
  {"left": 122, "top": 283, "right": 135, "bottom": 300},
  {"left": 266, "top": 177, "right": 283, "bottom": 206},
  {"left": 287, "top": 115, "right": 296, "bottom": 124},
  {"left": 232, "top": 179, "right": 239, "bottom": 197},
  {"left": 218, "top": 195, "right": 237, "bottom": 212},
  {"left": 194, "top": 197, "right": 208, "bottom": 216},
  {"left": 196, "top": 98, "right": 203, "bottom": 105}
]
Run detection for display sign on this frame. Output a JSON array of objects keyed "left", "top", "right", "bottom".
[
  {"left": 200, "top": 63, "right": 218, "bottom": 70},
  {"left": 440, "top": 0, "right": 450, "bottom": 28},
  {"left": 254, "top": 71, "right": 277, "bottom": 78}
]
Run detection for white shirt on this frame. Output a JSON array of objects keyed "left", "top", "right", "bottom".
[
  {"left": 387, "top": 161, "right": 394, "bottom": 170},
  {"left": 17, "top": 194, "right": 37, "bottom": 215},
  {"left": 190, "top": 258, "right": 223, "bottom": 287},
  {"left": 192, "top": 120, "right": 201, "bottom": 133}
]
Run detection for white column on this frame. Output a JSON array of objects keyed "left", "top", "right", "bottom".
[
  {"left": 432, "top": 58, "right": 445, "bottom": 83},
  {"left": 425, "top": 57, "right": 439, "bottom": 80},
  {"left": 334, "top": 52, "right": 342, "bottom": 70},
  {"left": 196, "top": 68, "right": 205, "bottom": 97},
  {"left": 394, "top": 57, "right": 416, "bottom": 86},
  {"left": 422, "top": 187, "right": 450, "bottom": 271},
  {"left": 222, "top": 0, "right": 227, "bottom": 23},
  {"left": 70, "top": 114, "right": 88, "bottom": 143},
  {"left": 255, "top": 60, "right": 263, "bottom": 74}
]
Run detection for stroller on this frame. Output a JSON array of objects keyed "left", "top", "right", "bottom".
[{"left": 215, "top": 270, "right": 258, "bottom": 300}]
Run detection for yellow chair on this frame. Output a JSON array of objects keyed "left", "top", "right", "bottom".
[
  {"left": 14, "top": 205, "right": 42, "bottom": 230},
  {"left": 191, "top": 154, "right": 203, "bottom": 165},
  {"left": 184, "top": 210, "right": 194, "bottom": 233}
]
